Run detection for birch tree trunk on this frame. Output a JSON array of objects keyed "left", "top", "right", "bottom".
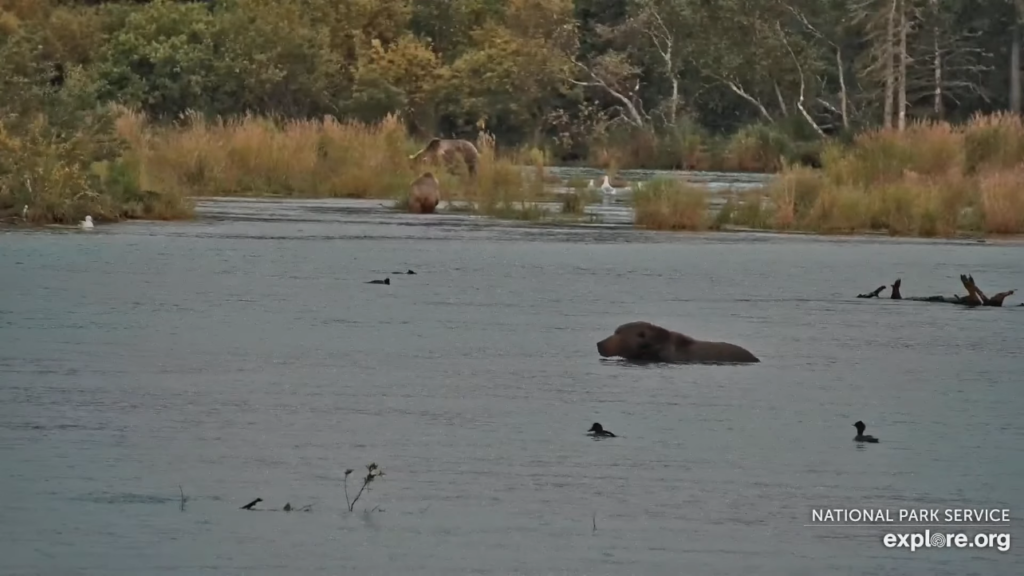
[
  {"left": 1012, "top": 1, "right": 1022, "bottom": 114},
  {"left": 884, "top": 0, "right": 897, "bottom": 129},
  {"left": 897, "top": 0, "right": 908, "bottom": 131},
  {"left": 837, "top": 49, "right": 849, "bottom": 128},
  {"left": 932, "top": 0, "right": 943, "bottom": 117}
]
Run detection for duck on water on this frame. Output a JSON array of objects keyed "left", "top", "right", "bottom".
[
  {"left": 853, "top": 420, "right": 880, "bottom": 443},
  {"left": 588, "top": 422, "right": 616, "bottom": 438}
]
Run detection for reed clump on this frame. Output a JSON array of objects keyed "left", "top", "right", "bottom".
[
  {"left": 116, "top": 108, "right": 415, "bottom": 199},
  {"left": 632, "top": 178, "right": 710, "bottom": 231},
  {"left": 472, "top": 135, "right": 547, "bottom": 219},
  {"left": 725, "top": 114, "right": 1024, "bottom": 236},
  {"left": 1, "top": 111, "right": 194, "bottom": 225},
  {"left": 721, "top": 124, "right": 793, "bottom": 173}
]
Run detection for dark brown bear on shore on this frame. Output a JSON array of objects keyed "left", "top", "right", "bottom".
[
  {"left": 596, "top": 321, "right": 760, "bottom": 364},
  {"left": 409, "top": 138, "right": 480, "bottom": 177},
  {"left": 408, "top": 172, "right": 441, "bottom": 214}
]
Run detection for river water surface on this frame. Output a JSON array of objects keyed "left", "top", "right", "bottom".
[{"left": 1, "top": 197, "right": 1022, "bottom": 575}]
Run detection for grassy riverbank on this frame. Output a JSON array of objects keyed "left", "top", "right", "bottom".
[
  {"left": 5, "top": 107, "right": 1023, "bottom": 237},
  {"left": 0, "top": 107, "right": 196, "bottom": 226},
  {"left": 635, "top": 113, "right": 1024, "bottom": 237},
  {"left": 115, "top": 109, "right": 557, "bottom": 221}
]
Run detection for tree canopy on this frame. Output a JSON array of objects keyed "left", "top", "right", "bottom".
[{"left": 1, "top": 0, "right": 1021, "bottom": 159}]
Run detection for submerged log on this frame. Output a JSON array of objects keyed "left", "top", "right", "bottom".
[
  {"left": 857, "top": 275, "right": 1019, "bottom": 307},
  {"left": 856, "top": 285, "right": 886, "bottom": 298},
  {"left": 960, "top": 274, "right": 1017, "bottom": 307}
]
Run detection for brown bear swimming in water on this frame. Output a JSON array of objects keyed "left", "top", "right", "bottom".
[
  {"left": 409, "top": 138, "right": 480, "bottom": 177},
  {"left": 408, "top": 172, "right": 441, "bottom": 214},
  {"left": 596, "top": 321, "right": 760, "bottom": 364}
]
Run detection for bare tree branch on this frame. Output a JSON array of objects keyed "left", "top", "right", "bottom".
[
  {"left": 568, "top": 59, "right": 646, "bottom": 127},
  {"left": 777, "top": 20, "right": 827, "bottom": 137},
  {"left": 778, "top": 0, "right": 849, "bottom": 127},
  {"left": 707, "top": 72, "right": 774, "bottom": 122}
]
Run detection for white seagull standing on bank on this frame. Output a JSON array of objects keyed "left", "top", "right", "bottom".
[
  {"left": 600, "top": 175, "right": 616, "bottom": 195},
  {"left": 22, "top": 205, "right": 28, "bottom": 220},
  {"left": 80, "top": 215, "right": 94, "bottom": 230},
  {"left": 600, "top": 175, "right": 617, "bottom": 205}
]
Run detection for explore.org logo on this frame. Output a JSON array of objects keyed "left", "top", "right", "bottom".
[
  {"left": 882, "top": 530, "right": 1011, "bottom": 552},
  {"left": 806, "top": 506, "right": 1012, "bottom": 553}
]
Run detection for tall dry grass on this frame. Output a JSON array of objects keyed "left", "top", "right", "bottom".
[
  {"left": 115, "top": 108, "right": 414, "bottom": 198},
  {"left": 723, "top": 113, "right": 1024, "bottom": 236},
  {"left": 115, "top": 107, "right": 548, "bottom": 220},
  {"left": 632, "top": 178, "right": 710, "bottom": 231}
]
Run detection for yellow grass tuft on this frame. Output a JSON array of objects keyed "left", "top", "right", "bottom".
[
  {"left": 978, "top": 168, "right": 1024, "bottom": 235},
  {"left": 632, "top": 178, "right": 710, "bottom": 231}
]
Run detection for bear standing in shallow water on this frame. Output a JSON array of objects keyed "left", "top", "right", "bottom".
[{"left": 408, "top": 172, "right": 441, "bottom": 214}]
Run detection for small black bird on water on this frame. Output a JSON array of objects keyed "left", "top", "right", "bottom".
[
  {"left": 240, "top": 498, "right": 263, "bottom": 510},
  {"left": 853, "top": 421, "right": 880, "bottom": 443},
  {"left": 588, "top": 422, "right": 616, "bottom": 438},
  {"left": 367, "top": 278, "right": 390, "bottom": 285}
]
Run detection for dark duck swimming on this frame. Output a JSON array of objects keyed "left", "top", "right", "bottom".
[
  {"left": 587, "top": 422, "right": 616, "bottom": 438},
  {"left": 853, "top": 420, "right": 880, "bottom": 443}
]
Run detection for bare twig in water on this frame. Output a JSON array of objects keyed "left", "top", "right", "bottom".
[
  {"left": 344, "top": 463, "right": 384, "bottom": 512},
  {"left": 179, "top": 485, "right": 188, "bottom": 512},
  {"left": 240, "top": 497, "right": 262, "bottom": 510},
  {"left": 593, "top": 512, "right": 597, "bottom": 533},
  {"left": 343, "top": 469, "right": 353, "bottom": 509}
]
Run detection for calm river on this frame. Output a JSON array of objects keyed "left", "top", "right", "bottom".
[{"left": 1, "top": 197, "right": 1022, "bottom": 575}]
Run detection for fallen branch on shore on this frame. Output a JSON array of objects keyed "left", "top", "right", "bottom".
[{"left": 857, "top": 275, "right": 1020, "bottom": 307}]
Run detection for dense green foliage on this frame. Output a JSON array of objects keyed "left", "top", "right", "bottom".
[{"left": 3, "top": 0, "right": 1021, "bottom": 166}]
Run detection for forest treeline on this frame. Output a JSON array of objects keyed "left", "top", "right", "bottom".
[
  {"left": 3, "top": 0, "right": 1022, "bottom": 162},
  {"left": 1, "top": 0, "right": 1023, "bottom": 228}
]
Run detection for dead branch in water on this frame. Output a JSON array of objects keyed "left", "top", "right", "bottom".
[
  {"left": 856, "top": 285, "right": 886, "bottom": 298},
  {"left": 344, "top": 463, "right": 384, "bottom": 512},
  {"left": 856, "top": 275, "right": 1019, "bottom": 307}
]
